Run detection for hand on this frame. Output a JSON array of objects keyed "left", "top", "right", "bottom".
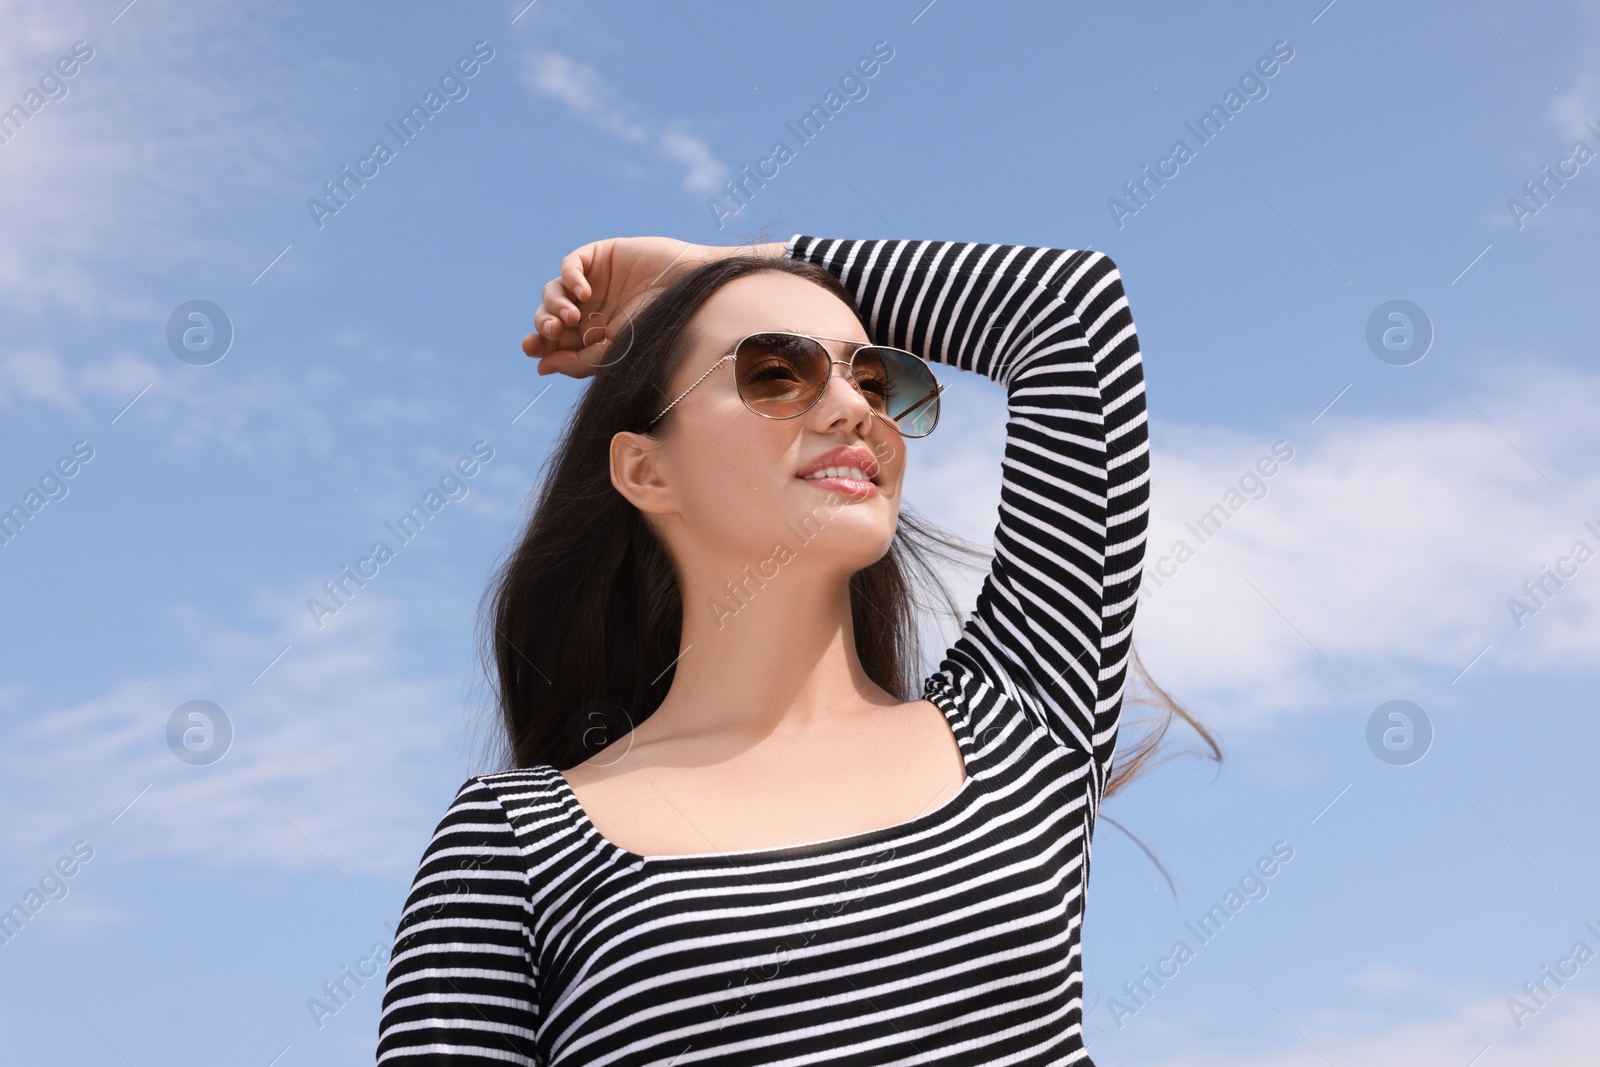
[{"left": 522, "top": 237, "right": 712, "bottom": 378}]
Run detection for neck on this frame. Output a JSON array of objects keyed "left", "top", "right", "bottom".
[{"left": 649, "top": 552, "right": 894, "bottom": 743}]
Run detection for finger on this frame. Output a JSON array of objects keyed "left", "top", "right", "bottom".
[
  {"left": 537, "top": 351, "right": 595, "bottom": 379},
  {"left": 522, "top": 331, "right": 542, "bottom": 358},
  {"left": 533, "top": 349, "right": 564, "bottom": 375},
  {"left": 539, "top": 293, "right": 578, "bottom": 332},
  {"left": 543, "top": 308, "right": 566, "bottom": 339},
  {"left": 539, "top": 276, "right": 581, "bottom": 327},
  {"left": 546, "top": 318, "right": 587, "bottom": 353},
  {"left": 560, "top": 351, "right": 593, "bottom": 377},
  {"left": 559, "top": 246, "right": 595, "bottom": 304}
]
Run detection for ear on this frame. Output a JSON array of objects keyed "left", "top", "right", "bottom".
[{"left": 609, "top": 430, "right": 676, "bottom": 515}]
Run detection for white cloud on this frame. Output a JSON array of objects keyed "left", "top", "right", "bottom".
[
  {"left": 0, "top": 0, "right": 354, "bottom": 316},
  {"left": 519, "top": 49, "right": 727, "bottom": 194},
  {"left": 0, "top": 349, "right": 87, "bottom": 414},
  {"left": 905, "top": 358, "right": 1600, "bottom": 728},
  {"left": 1546, "top": 0, "right": 1600, "bottom": 143},
  {"left": 658, "top": 118, "right": 728, "bottom": 193},
  {"left": 519, "top": 49, "right": 648, "bottom": 142},
  {"left": 0, "top": 577, "right": 498, "bottom": 886},
  {"left": 24, "top": 886, "right": 138, "bottom": 942},
  {"left": 1134, "top": 360, "right": 1600, "bottom": 726},
  {"left": 0, "top": 334, "right": 527, "bottom": 513}
]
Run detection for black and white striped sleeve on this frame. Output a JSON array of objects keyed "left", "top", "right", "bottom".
[
  {"left": 785, "top": 236, "right": 1151, "bottom": 776},
  {"left": 376, "top": 777, "right": 541, "bottom": 1065}
]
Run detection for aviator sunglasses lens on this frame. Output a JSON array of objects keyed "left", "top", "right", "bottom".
[
  {"left": 860, "top": 346, "right": 940, "bottom": 438},
  {"left": 734, "top": 334, "right": 830, "bottom": 417}
]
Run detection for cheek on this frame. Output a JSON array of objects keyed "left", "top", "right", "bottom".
[
  {"left": 671, "top": 420, "right": 790, "bottom": 541},
  {"left": 870, "top": 432, "right": 908, "bottom": 482}
]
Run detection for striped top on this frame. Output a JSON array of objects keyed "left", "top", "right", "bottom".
[{"left": 376, "top": 235, "right": 1151, "bottom": 1066}]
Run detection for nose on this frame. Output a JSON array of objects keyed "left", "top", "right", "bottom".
[{"left": 811, "top": 358, "right": 876, "bottom": 433}]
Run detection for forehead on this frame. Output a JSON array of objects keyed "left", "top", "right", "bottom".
[{"left": 690, "top": 271, "right": 867, "bottom": 351}]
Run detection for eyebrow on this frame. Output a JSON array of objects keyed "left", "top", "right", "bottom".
[{"left": 712, "top": 331, "right": 868, "bottom": 359}]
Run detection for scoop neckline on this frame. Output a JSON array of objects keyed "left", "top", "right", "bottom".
[{"left": 548, "top": 693, "right": 976, "bottom": 867}]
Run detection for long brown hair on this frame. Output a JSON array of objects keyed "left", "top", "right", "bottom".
[{"left": 477, "top": 252, "right": 1219, "bottom": 822}]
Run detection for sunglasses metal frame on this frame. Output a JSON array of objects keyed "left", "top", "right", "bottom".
[{"left": 642, "top": 332, "right": 945, "bottom": 437}]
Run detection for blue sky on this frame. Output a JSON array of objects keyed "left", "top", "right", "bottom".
[{"left": 2, "top": 0, "right": 1597, "bottom": 1063}]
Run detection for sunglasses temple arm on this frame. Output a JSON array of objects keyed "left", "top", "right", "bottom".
[{"left": 896, "top": 383, "right": 945, "bottom": 421}]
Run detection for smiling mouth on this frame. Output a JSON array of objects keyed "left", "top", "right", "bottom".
[
  {"left": 798, "top": 467, "right": 879, "bottom": 497},
  {"left": 800, "top": 465, "right": 876, "bottom": 485}
]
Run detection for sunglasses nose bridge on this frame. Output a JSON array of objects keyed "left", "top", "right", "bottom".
[{"left": 816, "top": 357, "right": 872, "bottom": 407}]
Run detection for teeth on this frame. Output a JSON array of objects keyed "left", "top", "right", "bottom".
[{"left": 803, "top": 466, "right": 871, "bottom": 482}]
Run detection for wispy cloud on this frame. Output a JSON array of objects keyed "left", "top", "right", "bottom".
[
  {"left": 1545, "top": 0, "right": 1600, "bottom": 141},
  {"left": 0, "top": 333, "right": 540, "bottom": 523},
  {"left": 518, "top": 49, "right": 727, "bottom": 194},
  {"left": 0, "top": 0, "right": 354, "bottom": 316},
  {"left": 0, "top": 577, "right": 500, "bottom": 884},
  {"left": 0, "top": 349, "right": 92, "bottom": 415}
]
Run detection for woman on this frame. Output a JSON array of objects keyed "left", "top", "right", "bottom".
[{"left": 375, "top": 233, "right": 1214, "bottom": 1065}]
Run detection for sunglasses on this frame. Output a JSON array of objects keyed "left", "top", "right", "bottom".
[{"left": 643, "top": 331, "right": 944, "bottom": 438}]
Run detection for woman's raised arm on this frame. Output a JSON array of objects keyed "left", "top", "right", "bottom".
[{"left": 784, "top": 235, "right": 1151, "bottom": 797}]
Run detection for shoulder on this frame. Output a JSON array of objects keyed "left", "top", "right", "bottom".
[
  {"left": 463, "top": 766, "right": 569, "bottom": 821},
  {"left": 454, "top": 766, "right": 591, "bottom": 859}
]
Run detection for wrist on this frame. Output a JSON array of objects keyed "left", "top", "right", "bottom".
[{"left": 698, "top": 240, "right": 788, "bottom": 263}]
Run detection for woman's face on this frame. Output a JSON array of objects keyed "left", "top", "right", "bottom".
[{"left": 618, "top": 271, "right": 906, "bottom": 585}]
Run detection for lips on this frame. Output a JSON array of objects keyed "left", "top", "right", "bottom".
[{"left": 796, "top": 445, "right": 880, "bottom": 484}]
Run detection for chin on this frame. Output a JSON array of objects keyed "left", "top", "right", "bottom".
[{"left": 791, "top": 513, "right": 897, "bottom": 567}]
